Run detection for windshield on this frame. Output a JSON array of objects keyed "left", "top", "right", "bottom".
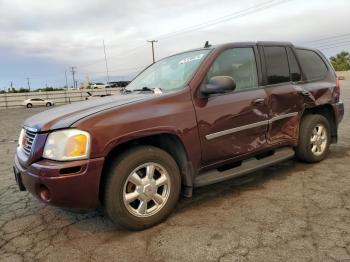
[{"left": 126, "top": 49, "right": 211, "bottom": 92}]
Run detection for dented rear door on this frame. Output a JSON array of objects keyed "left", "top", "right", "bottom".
[{"left": 260, "top": 45, "right": 305, "bottom": 145}]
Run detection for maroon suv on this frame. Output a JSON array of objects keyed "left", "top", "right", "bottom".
[{"left": 14, "top": 42, "right": 344, "bottom": 230}]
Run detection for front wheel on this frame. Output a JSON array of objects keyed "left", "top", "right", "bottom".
[
  {"left": 46, "top": 102, "right": 52, "bottom": 107},
  {"left": 26, "top": 103, "right": 32, "bottom": 108},
  {"left": 103, "top": 146, "right": 181, "bottom": 230},
  {"left": 296, "top": 114, "right": 331, "bottom": 163}
]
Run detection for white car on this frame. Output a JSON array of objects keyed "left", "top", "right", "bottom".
[{"left": 22, "top": 98, "right": 54, "bottom": 108}]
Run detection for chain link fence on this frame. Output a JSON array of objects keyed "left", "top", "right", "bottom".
[{"left": 0, "top": 88, "right": 121, "bottom": 109}]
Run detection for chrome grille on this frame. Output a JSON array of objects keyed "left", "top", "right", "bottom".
[{"left": 21, "top": 128, "right": 37, "bottom": 156}]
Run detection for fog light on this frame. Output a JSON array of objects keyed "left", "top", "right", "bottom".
[{"left": 39, "top": 185, "right": 51, "bottom": 202}]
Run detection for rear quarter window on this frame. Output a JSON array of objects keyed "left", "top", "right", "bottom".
[{"left": 296, "top": 49, "right": 328, "bottom": 81}]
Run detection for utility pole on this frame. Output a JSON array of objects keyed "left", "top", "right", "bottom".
[
  {"left": 69, "top": 66, "right": 76, "bottom": 88},
  {"left": 26, "top": 77, "right": 31, "bottom": 92},
  {"left": 147, "top": 40, "right": 158, "bottom": 63},
  {"left": 10, "top": 81, "right": 13, "bottom": 90},
  {"left": 65, "top": 70, "right": 68, "bottom": 89},
  {"left": 102, "top": 39, "right": 110, "bottom": 84}
]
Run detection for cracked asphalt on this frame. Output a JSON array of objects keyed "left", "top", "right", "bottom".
[{"left": 0, "top": 82, "right": 349, "bottom": 262}]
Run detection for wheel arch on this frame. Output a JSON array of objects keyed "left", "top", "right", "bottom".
[
  {"left": 99, "top": 133, "right": 194, "bottom": 203},
  {"left": 302, "top": 104, "right": 337, "bottom": 143}
]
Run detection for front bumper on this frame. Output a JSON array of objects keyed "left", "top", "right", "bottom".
[{"left": 14, "top": 155, "right": 104, "bottom": 209}]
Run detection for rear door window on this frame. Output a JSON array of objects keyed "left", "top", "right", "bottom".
[
  {"left": 264, "top": 46, "right": 290, "bottom": 85},
  {"left": 296, "top": 49, "right": 328, "bottom": 81},
  {"left": 286, "top": 48, "right": 301, "bottom": 82}
]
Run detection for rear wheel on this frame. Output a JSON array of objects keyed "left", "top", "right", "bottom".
[
  {"left": 26, "top": 103, "right": 32, "bottom": 108},
  {"left": 104, "top": 146, "right": 181, "bottom": 230},
  {"left": 46, "top": 102, "right": 52, "bottom": 107},
  {"left": 296, "top": 114, "right": 331, "bottom": 163}
]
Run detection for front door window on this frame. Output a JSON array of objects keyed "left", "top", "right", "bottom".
[{"left": 206, "top": 47, "right": 258, "bottom": 91}]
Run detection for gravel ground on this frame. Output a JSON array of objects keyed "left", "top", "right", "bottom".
[{"left": 0, "top": 82, "right": 349, "bottom": 262}]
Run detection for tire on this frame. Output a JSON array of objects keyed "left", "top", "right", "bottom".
[
  {"left": 296, "top": 114, "right": 331, "bottom": 163},
  {"left": 26, "top": 103, "right": 32, "bottom": 108},
  {"left": 103, "top": 146, "right": 181, "bottom": 230},
  {"left": 46, "top": 102, "right": 52, "bottom": 107}
]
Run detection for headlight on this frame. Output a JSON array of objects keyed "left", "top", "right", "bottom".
[
  {"left": 43, "top": 129, "right": 91, "bottom": 161},
  {"left": 18, "top": 129, "right": 25, "bottom": 150}
]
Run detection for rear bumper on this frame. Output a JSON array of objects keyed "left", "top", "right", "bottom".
[{"left": 14, "top": 155, "right": 104, "bottom": 209}]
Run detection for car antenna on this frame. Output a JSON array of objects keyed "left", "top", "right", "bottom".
[{"left": 204, "top": 41, "right": 211, "bottom": 48}]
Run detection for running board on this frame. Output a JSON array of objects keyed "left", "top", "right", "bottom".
[{"left": 194, "top": 147, "right": 295, "bottom": 187}]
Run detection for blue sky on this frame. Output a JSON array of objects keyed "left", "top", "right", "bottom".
[{"left": 1, "top": 0, "right": 350, "bottom": 90}]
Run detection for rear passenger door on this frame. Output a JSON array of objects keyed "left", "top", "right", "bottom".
[{"left": 260, "top": 45, "right": 305, "bottom": 145}]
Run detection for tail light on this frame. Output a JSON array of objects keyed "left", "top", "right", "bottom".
[{"left": 334, "top": 78, "right": 340, "bottom": 102}]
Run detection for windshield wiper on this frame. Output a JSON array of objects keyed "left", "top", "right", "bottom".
[
  {"left": 134, "top": 87, "right": 153, "bottom": 92},
  {"left": 123, "top": 86, "right": 162, "bottom": 94}
]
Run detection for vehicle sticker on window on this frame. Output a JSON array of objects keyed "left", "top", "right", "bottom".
[{"left": 179, "top": 54, "right": 204, "bottom": 64}]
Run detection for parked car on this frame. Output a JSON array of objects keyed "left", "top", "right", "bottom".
[
  {"left": 85, "top": 91, "right": 112, "bottom": 100},
  {"left": 90, "top": 83, "right": 110, "bottom": 89},
  {"left": 109, "top": 81, "right": 131, "bottom": 87},
  {"left": 22, "top": 98, "right": 54, "bottom": 108},
  {"left": 108, "top": 81, "right": 120, "bottom": 88},
  {"left": 338, "top": 76, "right": 345, "bottom": 80},
  {"left": 14, "top": 41, "right": 344, "bottom": 230}
]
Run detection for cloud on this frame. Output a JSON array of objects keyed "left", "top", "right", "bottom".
[{"left": 0, "top": 0, "right": 349, "bottom": 88}]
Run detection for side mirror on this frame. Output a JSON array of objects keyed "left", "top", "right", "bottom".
[{"left": 201, "top": 76, "right": 236, "bottom": 96}]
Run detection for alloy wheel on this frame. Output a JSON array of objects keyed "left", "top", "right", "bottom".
[
  {"left": 122, "top": 162, "right": 171, "bottom": 217},
  {"left": 310, "top": 124, "right": 327, "bottom": 156}
]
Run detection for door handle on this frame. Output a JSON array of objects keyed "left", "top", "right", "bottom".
[{"left": 252, "top": 98, "right": 265, "bottom": 105}]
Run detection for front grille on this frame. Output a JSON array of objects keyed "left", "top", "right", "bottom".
[{"left": 22, "top": 128, "right": 37, "bottom": 156}]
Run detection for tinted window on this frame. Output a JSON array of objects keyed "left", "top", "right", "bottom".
[
  {"left": 286, "top": 48, "right": 301, "bottom": 82},
  {"left": 206, "top": 48, "right": 258, "bottom": 91},
  {"left": 296, "top": 49, "right": 328, "bottom": 81},
  {"left": 264, "top": 46, "right": 290, "bottom": 84}
]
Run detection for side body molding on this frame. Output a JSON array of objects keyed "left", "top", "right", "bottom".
[{"left": 206, "top": 112, "right": 298, "bottom": 140}]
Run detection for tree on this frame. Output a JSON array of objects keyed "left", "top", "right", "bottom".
[{"left": 330, "top": 51, "right": 350, "bottom": 71}]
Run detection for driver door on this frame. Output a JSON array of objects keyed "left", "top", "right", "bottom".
[{"left": 194, "top": 47, "right": 269, "bottom": 167}]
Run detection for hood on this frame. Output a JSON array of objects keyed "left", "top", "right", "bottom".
[{"left": 23, "top": 93, "right": 154, "bottom": 132}]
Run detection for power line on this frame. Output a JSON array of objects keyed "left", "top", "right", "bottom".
[
  {"left": 303, "top": 34, "right": 350, "bottom": 50},
  {"left": 76, "top": 0, "right": 291, "bottom": 70},
  {"left": 317, "top": 42, "right": 350, "bottom": 51},
  {"left": 152, "top": 0, "right": 292, "bottom": 40},
  {"left": 315, "top": 40, "right": 350, "bottom": 49},
  {"left": 300, "top": 33, "right": 350, "bottom": 45},
  {"left": 306, "top": 36, "right": 350, "bottom": 46}
]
